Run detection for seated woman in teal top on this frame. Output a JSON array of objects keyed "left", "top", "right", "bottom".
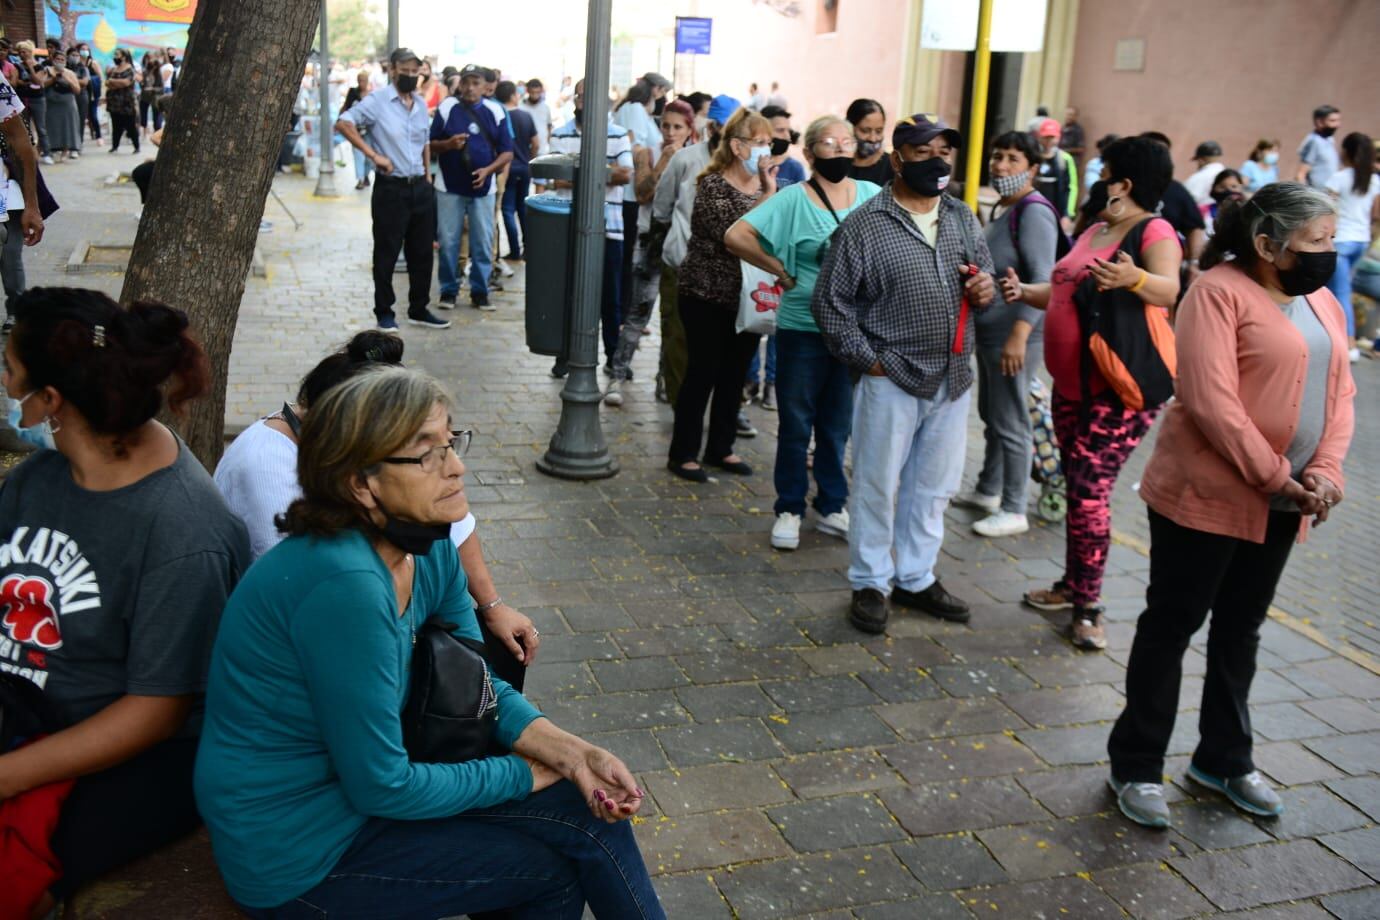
[
  {"left": 194, "top": 367, "right": 663, "bottom": 920},
  {"left": 725, "top": 114, "right": 881, "bottom": 553}
]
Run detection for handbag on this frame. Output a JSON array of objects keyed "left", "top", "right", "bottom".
[
  {"left": 401, "top": 619, "right": 499, "bottom": 763},
  {"left": 736, "top": 261, "right": 782, "bottom": 335}
]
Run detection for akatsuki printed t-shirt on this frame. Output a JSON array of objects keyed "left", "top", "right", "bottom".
[{"left": 0, "top": 440, "right": 250, "bottom": 732}]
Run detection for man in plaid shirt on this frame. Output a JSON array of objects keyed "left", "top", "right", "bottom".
[{"left": 812, "top": 115, "right": 995, "bottom": 635}]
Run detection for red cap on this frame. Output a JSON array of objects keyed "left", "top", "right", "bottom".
[{"left": 1036, "top": 118, "right": 1061, "bottom": 138}]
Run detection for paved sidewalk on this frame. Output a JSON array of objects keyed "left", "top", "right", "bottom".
[{"left": 28, "top": 156, "right": 1380, "bottom": 918}]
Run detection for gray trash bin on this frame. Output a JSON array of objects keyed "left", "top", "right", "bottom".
[{"left": 524, "top": 155, "right": 579, "bottom": 357}]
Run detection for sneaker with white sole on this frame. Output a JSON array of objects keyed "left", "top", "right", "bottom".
[
  {"left": 1186, "top": 766, "right": 1283, "bottom": 817},
  {"left": 973, "top": 511, "right": 1030, "bottom": 538},
  {"left": 603, "top": 380, "right": 624, "bottom": 407},
  {"left": 816, "top": 509, "right": 849, "bottom": 539},
  {"left": 953, "top": 489, "right": 1000, "bottom": 513},
  {"left": 771, "top": 512, "right": 802, "bottom": 550},
  {"left": 407, "top": 308, "right": 451, "bottom": 329},
  {"left": 1108, "top": 776, "right": 1171, "bottom": 828}
]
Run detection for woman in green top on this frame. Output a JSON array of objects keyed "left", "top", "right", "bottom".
[
  {"left": 726, "top": 115, "right": 881, "bottom": 551},
  {"left": 194, "top": 367, "right": 662, "bottom": 919}
]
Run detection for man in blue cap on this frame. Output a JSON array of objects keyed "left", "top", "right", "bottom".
[{"left": 813, "top": 114, "right": 996, "bottom": 635}]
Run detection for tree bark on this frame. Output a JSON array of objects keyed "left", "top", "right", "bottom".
[{"left": 120, "top": 0, "right": 320, "bottom": 469}]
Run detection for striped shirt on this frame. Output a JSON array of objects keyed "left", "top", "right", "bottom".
[
  {"left": 812, "top": 191, "right": 995, "bottom": 400},
  {"left": 550, "top": 117, "right": 634, "bottom": 241}
]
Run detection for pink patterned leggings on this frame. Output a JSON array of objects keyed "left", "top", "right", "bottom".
[{"left": 1052, "top": 392, "right": 1159, "bottom": 606}]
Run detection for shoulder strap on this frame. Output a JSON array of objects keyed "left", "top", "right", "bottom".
[
  {"left": 807, "top": 176, "right": 842, "bottom": 226},
  {"left": 1118, "top": 216, "right": 1156, "bottom": 265}
]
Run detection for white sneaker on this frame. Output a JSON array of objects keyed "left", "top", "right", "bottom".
[
  {"left": 771, "top": 512, "right": 802, "bottom": 550},
  {"left": 953, "top": 490, "right": 1000, "bottom": 513},
  {"left": 816, "top": 509, "right": 849, "bottom": 539},
  {"left": 40, "top": 155, "right": 54, "bottom": 165},
  {"left": 497, "top": 259, "right": 515, "bottom": 278},
  {"left": 1349, "top": 347, "right": 1361, "bottom": 364},
  {"left": 603, "top": 380, "right": 624, "bottom": 407},
  {"left": 973, "top": 511, "right": 1030, "bottom": 538}
]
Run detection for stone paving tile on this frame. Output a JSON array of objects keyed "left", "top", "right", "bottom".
[
  {"left": 716, "top": 847, "right": 926, "bottom": 919},
  {"left": 1093, "top": 861, "right": 1215, "bottom": 920},
  {"left": 676, "top": 648, "right": 813, "bottom": 684},
  {"left": 767, "top": 708, "right": 900, "bottom": 753},
  {"left": 766, "top": 795, "right": 907, "bottom": 852},
  {"left": 1001, "top": 683, "right": 1126, "bottom": 727},
  {"left": 955, "top": 875, "right": 1125, "bottom": 918},
  {"left": 535, "top": 690, "right": 689, "bottom": 734},
  {"left": 1252, "top": 740, "right": 1346, "bottom": 787},
  {"left": 979, "top": 813, "right": 1192, "bottom": 881},
  {"left": 856, "top": 667, "right": 948, "bottom": 703},
  {"left": 586, "top": 729, "right": 669, "bottom": 774},
  {"left": 1303, "top": 731, "right": 1380, "bottom": 775},
  {"left": 860, "top": 636, "right": 955, "bottom": 669},
  {"left": 673, "top": 683, "right": 781, "bottom": 722},
  {"left": 796, "top": 644, "right": 884, "bottom": 676},
  {"left": 879, "top": 733, "right": 1044, "bottom": 783},
  {"left": 1324, "top": 775, "right": 1380, "bottom": 821},
  {"left": 929, "top": 661, "right": 1038, "bottom": 697},
  {"left": 1297, "top": 697, "right": 1380, "bottom": 734},
  {"left": 650, "top": 873, "right": 734, "bottom": 919},
  {"left": 642, "top": 762, "right": 793, "bottom": 816},
  {"left": 1249, "top": 702, "right": 1339, "bottom": 742},
  {"left": 892, "top": 833, "right": 1008, "bottom": 890},
  {"left": 1015, "top": 723, "right": 1114, "bottom": 765},
  {"left": 1169, "top": 800, "right": 1275, "bottom": 850},
  {"left": 1216, "top": 905, "right": 1333, "bottom": 920},
  {"left": 772, "top": 750, "right": 906, "bottom": 799},
  {"left": 635, "top": 810, "right": 793, "bottom": 874},
  {"left": 654, "top": 718, "right": 784, "bottom": 767},
  {"left": 589, "top": 657, "right": 690, "bottom": 692},
  {"left": 1321, "top": 887, "right": 1380, "bottom": 920},
  {"left": 612, "top": 626, "right": 728, "bottom": 659},
  {"left": 881, "top": 777, "right": 1050, "bottom": 836},
  {"left": 1261, "top": 784, "right": 1368, "bottom": 841},
  {"left": 1170, "top": 839, "right": 1373, "bottom": 911},
  {"left": 761, "top": 675, "right": 882, "bottom": 713},
  {"left": 1318, "top": 826, "right": 1380, "bottom": 880},
  {"left": 1013, "top": 653, "right": 1127, "bottom": 688},
  {"left": 875, "top": 697, "right": 1027, "bottom": 740},
  {"left": 852, "top": 893, "right": 974, "bottom": 920}
]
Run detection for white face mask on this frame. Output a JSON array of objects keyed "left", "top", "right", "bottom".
[{"left": 7, "top": 391, "right": 55, "bottom": 450}]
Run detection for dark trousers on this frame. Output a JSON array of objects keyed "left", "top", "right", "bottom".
[
  {"left": 1108, "top": 508, "right": 1299, "bottom": 784},
  {"left": 139, "top": 91, "right": 162, "bottom": 131},
  {"left": 109, "top": 112, "right": 139, "bottom": 151},
  {"left": 669, "top": 291, "right": 759, "bottom": 465},
  {"left": 131, "top": 160, "right": 155, "bottom": 203},
  {"left": 24, "top": 99, "right": 49, "bottom": 157},
  {"left": 50, "top": 738, "right": 201, "bottom": 897},
  {"left": 600, "top": 237, "right": 624, "bottom": 363},
  {"left": 371, "top": 176, "right": 436, "bottom": 320},
  {"left": 87, "top": 96, "right": 101, "bottom": 139},
  {"left": 619, "top": 200, "right": 639, "bottom": 323},
  {"left": 501, "top": 171, "right": 529, "bottom": 258}
]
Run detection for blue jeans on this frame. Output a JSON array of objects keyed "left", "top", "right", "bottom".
[
  {"left": 1325, "top": 240, "right": 1365, "bottom": 338},
  {"left": 746, "top": 334, "right": 777, "bottom": 385},
  {"left": 774, "top": 330, "right": 852, "bottom": 517},
  {"left": 352, "top": 146, "right": 373, "bottom": 184},
  {"left": 239, "top": 781, "right": 663, "bottom": 920},
  {"left": 437, "top": 190, "right": 495, "bottom": 299},
  {"left": 848, "top": 375, "right": 970, "bottom": 594},
  {"left": 502, "top": 171, "right": 530, "bottom": 258}
]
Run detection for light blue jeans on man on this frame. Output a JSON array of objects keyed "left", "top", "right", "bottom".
[
  {"left": 436, "top": 190, "right": 495, "bottom": 300},
  {"left": 848, "top": 375, "right": 970, "bottom": 594}
]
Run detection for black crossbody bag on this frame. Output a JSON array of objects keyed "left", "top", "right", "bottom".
[{"left": 402, "top": 619, "right": 500, "bottom": 763}]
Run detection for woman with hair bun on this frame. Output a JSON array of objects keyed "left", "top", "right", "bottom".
[{"left": 0, "top": 287, "right": 251, "bottom": 917}]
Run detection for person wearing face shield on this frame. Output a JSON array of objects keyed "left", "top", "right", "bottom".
[
  {"left": 812, "top": 115, "right": 996, "bottom": 635},
  {"left": 1106, "top": 182, "right": 1354, "bottom": 831}
]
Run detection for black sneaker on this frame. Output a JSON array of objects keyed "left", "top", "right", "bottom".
[
  {"left": 891, "top": 580, "right": 971, "bottom": 623},
  {"left": 849, "top": 589, "right": 889, "bottom": 634},
  {"left": 438, "top": 294, "right": 457, "bottom": 310},
  {"left": 550, "top": 360, "right": 569, "bottom": 379},
  {"left": 407, "top": 308, "right": 451, "bottom": 329},
  {"left": 471, "top": 292, "right": 495, "bottom": 312},
  {"left": 736, "top": 411, "right": 757, "bottom": 438}
]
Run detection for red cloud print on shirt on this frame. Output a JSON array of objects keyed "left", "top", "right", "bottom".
[{"left": 0, "top": 573, "right": 62, "bottom": 650}]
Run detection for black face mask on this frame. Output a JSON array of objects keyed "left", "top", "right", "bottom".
[
  {"left": 813, "top": 155, "right": 851, "bottom": 183},
  {"left": 770, "top": 137, "right": 790, "bottom": 157},
  {"left": 1274, "top": 247, "right": 1337, "bottom": 297},
  {"left": 377, "top": 513, "right": 452, "bottom": 556},
  {"left": 898, "top": 157, "right": 951, "bottom": 198},
  {"left": 653, "top": 96, "right": 666, "bottom": 117},
  {"left": 1316, "top": 126, "right": 1337, "bottom": 138},
  {"left": 395, "top": 74, "right": 418, "bottom": 94}
]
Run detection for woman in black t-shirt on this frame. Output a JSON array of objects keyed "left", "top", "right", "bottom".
[{"left": 847, "top": 98, "right": 893, "bottom": 186}]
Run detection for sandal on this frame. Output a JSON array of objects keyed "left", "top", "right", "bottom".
[{"left": 1024, "top": 582, "right": 1075, "bottom": 612}]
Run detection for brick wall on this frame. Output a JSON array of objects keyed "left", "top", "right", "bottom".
[{"left": 1, "top": 1, "right": 45, "bottom": 46}]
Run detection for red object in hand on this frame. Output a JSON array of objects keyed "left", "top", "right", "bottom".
[{"left": 953, "top": 263, "right": 979, "bottom": 354}]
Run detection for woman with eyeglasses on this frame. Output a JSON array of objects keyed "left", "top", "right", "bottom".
[
  {"left": 725, "top": 114, "right": 881, "bottom": 548},
  {"left": 196, "top": 367, "right": 663, "bottom": 920},
  {"left": 213, "top": 331, "right": 539, "bottom": 687},
  {"left": 846, "top": 98, "right": 893, "bottom": 187},
  {"left": 668, "top": 107, "right": 776, "bottom": 482}
]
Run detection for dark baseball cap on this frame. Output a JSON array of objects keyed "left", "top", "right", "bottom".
[
  {"left": 389, "top": 47, "right": 422, "bottom": 66},
  {"left": 459, "top": 64, "right": 485, "bottom": 80},
  {"left": 893, "top": 114, "right": 961, "bottom": 149},
  {"left": 642, "top": 71, "right": 672, "bottom": 90},
  {"left": 1194, "top": 140, "right": 1223, "bottom": 159}
]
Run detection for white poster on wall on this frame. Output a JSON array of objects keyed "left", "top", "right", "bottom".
[{"left": 920, "top": 0, "right": 1049, "bottom": 53}]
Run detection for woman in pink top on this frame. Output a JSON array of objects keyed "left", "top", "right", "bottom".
[
  {"left": 1106, "top": 184, "right": 1354, "bottom": 829},
  {"left": 999, "top": 136, "right": 1181, "bottom": 650}
]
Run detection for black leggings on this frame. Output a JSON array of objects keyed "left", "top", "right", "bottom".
[
  {"left": 50, "top": 737, "right": 201, "bottom": 897},
  {"left": 669, "top": 291, "right": 759, "bottom": 465},
  {"left": 109, "top": 111, "right": 139, "bottom": 151},
  {"left": 139, "top": 91, "right": 163, "bottom": 131}
]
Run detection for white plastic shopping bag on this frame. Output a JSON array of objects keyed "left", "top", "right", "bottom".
[{"left": 736, "top": 262, "right": 782, "bottom": 335}]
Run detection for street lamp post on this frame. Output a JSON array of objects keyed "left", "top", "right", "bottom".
[
  {"left": 536, "top": 0, "right": 618, "bottom": 480},
  {"left": 314, "top": 0, "right": 338, "bottom": 198},
  {"left": 388, "top": 0, "right": 400, "bottom": 52}
]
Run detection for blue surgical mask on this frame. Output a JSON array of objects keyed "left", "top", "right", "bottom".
[
  {"left": 7, "top": 391, "right": 55, "bottom": 450},
  {"left": 747, "top": 145, "right": 771, "bottom": 175},
  {"left": 1264, "top": 151, "right": 1279, "bottom": 166}
]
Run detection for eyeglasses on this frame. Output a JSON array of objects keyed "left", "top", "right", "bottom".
[
  {"left": 813, "top": 138, "right": 857, "bottom": 155},
  {"left": 381, "top": 429, "right": 472, "bottom": 474}
]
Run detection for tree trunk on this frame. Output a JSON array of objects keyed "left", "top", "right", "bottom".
[{"left": 119, "top": 0, "right": 319, "bottom": 469}]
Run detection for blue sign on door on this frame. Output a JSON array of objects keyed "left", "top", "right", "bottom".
[{"left": 675, "top": 17, "right": 712, "bottom": 55}]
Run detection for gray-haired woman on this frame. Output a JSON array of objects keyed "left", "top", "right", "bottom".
[
  {"left": 1107, "top": 183, "right": 1355, "bottom": 829},
  {"left": 196, "top": 367, "right": 664, "bottom": 919},
  {"left": 725, "top": 115, "right": 882, "bottom": 550}
]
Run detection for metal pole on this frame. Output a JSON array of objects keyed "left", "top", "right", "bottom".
[
  {"left": 314, "top": 0, "right": 338, "bottom": 198},
  {"left": 537, "top": 0, "right": 618, "bottom": 480},
  {"left": 963, "top": 0, "right": 995, "bottom": 210},
  {"left": 387, "top": 0, "right": 400, "bottom": 53}
]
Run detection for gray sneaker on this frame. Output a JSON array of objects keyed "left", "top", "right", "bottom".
[
  {"left": 1187, "top": 765, "right": 1283, "bottom": 817},
  {"left": 1108, "top": 776, "right": 1171, "bottom": 828}
]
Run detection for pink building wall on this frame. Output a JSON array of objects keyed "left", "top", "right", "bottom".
[{"left": 1067, "top": 0, "right": 1380, "bottom": 181}]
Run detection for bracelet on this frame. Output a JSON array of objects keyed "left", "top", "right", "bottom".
[
  {"left": 475, "top": 596, "right": 503, "bottom": 614},
  {"left": 1128, "top": 270, "right": 1149, "bottom": 294}
]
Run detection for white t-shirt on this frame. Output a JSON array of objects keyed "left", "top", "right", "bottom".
[
  {"left": 520, "top": 100, "right": 552, "bottom": 156},
  {"left": 1325, "top": 169, "right": 1380, "bottom": 243},
  {"left": 214, "top": 419, "right": 477, "bottom": 561},
  {"left": 0, "top": 74, "right": 24, "bottom": 221},
  {"left": 160, "top": 62, "right": 175, "bottom": 91},
  {"left": 1183, "top": 163, "right": 1225, "bottom": 206}
]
